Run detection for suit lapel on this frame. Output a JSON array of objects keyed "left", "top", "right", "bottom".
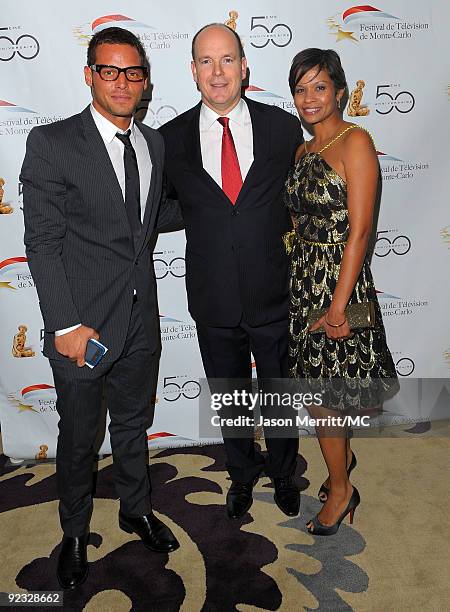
[
  {"left": 79, "top": 107, "right": 131, "bottom": 233},
  {"left": 135, "top": 123, "right": 159, "bottom": 255},
  {"left": 184, "top": 103, "right": 230, "bottom": 205},
  {"left": 184, "top": 102, "right": 203, "bottom": 168},
  {"left": 80, "top": 107, "right": 161, "bottom": 255},
  {"left": 183, "top": 99, "right": 271, "bottom": 208},
  {"left": 235, "top": 98, "right": 271, "bottom": 206}
]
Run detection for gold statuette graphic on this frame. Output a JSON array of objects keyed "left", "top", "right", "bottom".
[
  {"left": 347, "top": 80, "right": 370, "bottom": 116},
  {"left": 12, "top": 325, "right": 35, "bottom": 358},
  {"left": 225, "top": 10, "right": 239, "bottom": 30},
  {"left": 35, "top": 444, "right": 48, "bottom": 460},
  {"left": 0, "top": 178, "right": 13, "bottom": 214}
]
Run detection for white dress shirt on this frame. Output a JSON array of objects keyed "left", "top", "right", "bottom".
[
  {"left": 90, "top": 103, "right": 152, "bottom": 220},
  {"left": 199, "top": 98, "right": 253, "bottom": 186},
  {"left": 56, "top": 105, "right": 152, "bottom": 336}
]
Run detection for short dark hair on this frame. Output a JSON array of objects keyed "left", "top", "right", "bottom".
[
  {"left": 191, "top": 23, "right": 245, "bottom": 60},
  {"left": 87, "top": 26, "right": 148, "bottom": 68},
  {"left": 288, "top": 48, "right": 347, "bottom": 96}
]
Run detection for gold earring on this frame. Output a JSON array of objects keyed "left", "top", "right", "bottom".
[{"left": 337, "top": 98, "right": 341, "bottom": 109}]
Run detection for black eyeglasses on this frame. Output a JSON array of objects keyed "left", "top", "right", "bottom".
[{"left": 90, "top": 64, "right": 148, "bottom": 82}]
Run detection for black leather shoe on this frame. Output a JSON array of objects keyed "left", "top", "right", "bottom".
[
  {"left": 274, "top": 476, "right": 300, "bottom": 516},
  {"left": 56, "top": 534, "right": 89, "bottom": 590},
  {"left": 119, "top": 511, "right": 180, "bottom": 553},
  {"left": 226, "top": 478, "right": 257, "bottom": 519}
]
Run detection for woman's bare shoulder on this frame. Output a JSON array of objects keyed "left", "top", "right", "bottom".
[
  {"left": 295, "top": 141, "right": 307, "bottom": 163},
  {"left": 344, "top": 125, "right": 376, "bottom": 152}
]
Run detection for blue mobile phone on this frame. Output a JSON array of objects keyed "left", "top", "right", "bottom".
[{"left": 85, "top": 338, "right": 108, "bottom": 368}]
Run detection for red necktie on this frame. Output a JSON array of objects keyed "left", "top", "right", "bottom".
[{"left": 217, "top": 117, "right": 243, "bottom": 205}]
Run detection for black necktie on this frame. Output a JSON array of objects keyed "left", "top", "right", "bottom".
[{"left": 115, "top": 130, "right": 142, "bottom": 245}]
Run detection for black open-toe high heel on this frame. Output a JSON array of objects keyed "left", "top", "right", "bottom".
[
  {"left": 318, "top": 451, "right": 357, "bottom": 503},
  {"left": 307, "top": 486, "right": 360, "bottom": 536}
]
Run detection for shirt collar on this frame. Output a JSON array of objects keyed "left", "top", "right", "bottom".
[
  {"left": 90, "top": 103, "right": 136, "bottom": 144},
  {"left": 200, "top": 98, "right": 247, "bottom": 131}
]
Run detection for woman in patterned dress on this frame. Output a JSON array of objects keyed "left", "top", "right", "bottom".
[{"left": 284, "top": 49, "right": 398, "bottom": 535}]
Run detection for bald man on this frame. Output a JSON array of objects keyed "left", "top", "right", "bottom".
[{"left": 160, "top": 24, "right": 303, "bottom": 519}]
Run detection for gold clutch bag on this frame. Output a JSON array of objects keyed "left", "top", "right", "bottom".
[{"left": 307, "top": 302, "right": 376, "bottom": 334}]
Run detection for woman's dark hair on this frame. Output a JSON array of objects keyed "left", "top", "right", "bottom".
[
  {"left": 87, "top": 27, "right": 148, "bottom": 68},
  {"left": 288, "top": 48, "right": 347, "bottom": 96}
]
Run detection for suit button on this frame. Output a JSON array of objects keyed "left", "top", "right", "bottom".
[{"left": 231, "top": 209, "right": 239, "bottom": 216}]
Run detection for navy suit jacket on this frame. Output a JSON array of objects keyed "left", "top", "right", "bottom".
[{"left": 160, "top": 98, "right": 303, "bottom": 327}]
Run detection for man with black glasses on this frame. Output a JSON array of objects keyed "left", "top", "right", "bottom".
[{"left": 21, "top": 27, "right": 181, "bottom": 590}]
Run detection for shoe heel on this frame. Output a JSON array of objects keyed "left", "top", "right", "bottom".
[
  {"left": 119, "top": 520, "right": 133, "bottom": 534},
  {"left": 349, "top": 507, "right": 356, "bottom": 524}
]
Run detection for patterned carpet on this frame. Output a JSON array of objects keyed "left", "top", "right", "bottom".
[{"left": 0, "top": 434, "right": 449, "bottom": 611}]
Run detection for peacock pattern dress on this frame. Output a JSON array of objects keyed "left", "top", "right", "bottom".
[{"left": 284, "top": 127, "right": 399, "bottom": 410}]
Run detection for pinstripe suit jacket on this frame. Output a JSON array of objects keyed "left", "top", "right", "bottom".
[
  {"left": 21, "top": 105, "right": 176, "bottom": 361},
  {"left": 160, "top": 98, "right": 303, "bottom": 327}
]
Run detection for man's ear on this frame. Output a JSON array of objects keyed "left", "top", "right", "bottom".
[
  {"left": 191, "top": 60, "right": 198, "bottom": 83},
  {"left": 84, "top": 65, "right": 93, "bottom": 87},
  {"left": 241, "top": 57, "right": 247, "bottom": 80}
]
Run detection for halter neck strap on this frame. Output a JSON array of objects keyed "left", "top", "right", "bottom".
[{"left": 318, "top": 125, "right": 358, "bottom": 154}]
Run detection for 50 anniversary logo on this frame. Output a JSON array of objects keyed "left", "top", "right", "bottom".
[{"left": 0, "top": 26, "right": 39, "bottom": 61}]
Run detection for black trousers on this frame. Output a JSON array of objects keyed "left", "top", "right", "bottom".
[
  {"left": 196, "top": 318, "right": 299, "bottom": 483},
  {"left": 50, "top": 302, "right": 160, "bottom": 537}
]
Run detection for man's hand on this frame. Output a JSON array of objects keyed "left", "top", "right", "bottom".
[{"left": 54, "top": 325, "right": 99, "bottom": 367}]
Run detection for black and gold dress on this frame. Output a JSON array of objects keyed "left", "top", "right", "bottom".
[{"left": 284, "top": 127, "right": 398, "bottom": 410}]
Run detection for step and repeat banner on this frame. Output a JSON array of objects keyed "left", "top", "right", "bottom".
[{"left": 1, "top": 1, "right": 449, "bottom": 459}]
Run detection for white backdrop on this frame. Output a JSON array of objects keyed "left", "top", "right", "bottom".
[{"left": 1, "top": 1, "right": 449, "bottom": 459}]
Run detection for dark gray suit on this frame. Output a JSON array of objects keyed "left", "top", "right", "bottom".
[{"left": 21, "top": 106, "right": 178, "bottom": 536}]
